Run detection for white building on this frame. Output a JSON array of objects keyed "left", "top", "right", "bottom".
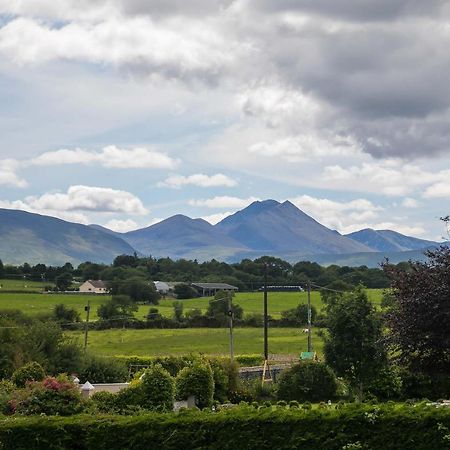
[
  {"left": 79, "top": 280, "right": 108, "bottom": 294},
  {"left": 154, "top": 281, "right": 170, "bottom": 295}
]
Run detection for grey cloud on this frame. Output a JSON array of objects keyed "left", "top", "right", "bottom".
[{"left": 249, "top": 0, "right": 447, "bottom": 22}]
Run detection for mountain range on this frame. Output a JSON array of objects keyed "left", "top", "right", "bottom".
[{"left": 0, "top": 200, "right": 443, "bottom": 266}]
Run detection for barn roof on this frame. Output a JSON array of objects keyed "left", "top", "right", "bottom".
[
  {"left": 191, "top": 282, "right": 238, "bottom": 290},
  {"left": 86, "top": 280, "right": 107, "bottom": 288}
]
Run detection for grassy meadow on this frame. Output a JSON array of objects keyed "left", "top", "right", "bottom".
[
  {"left": 0, "top": 281, "right": 383, "bottom": 357},
  {"left": 67, "top": 327, "right": 324, "bottom": 358}
]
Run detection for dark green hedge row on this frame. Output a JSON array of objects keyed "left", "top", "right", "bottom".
[{"left": 0, "top": 404, "right": 449, "bottom": 450}]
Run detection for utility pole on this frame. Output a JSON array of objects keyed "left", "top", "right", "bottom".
[
  {"left": 307, "top": 282, "right": 312, "bottom": 353},
  {"left": 262, "top": 263, "right": 272, "bottom": 384},
  {"left": 228, "top": 290, "right": 234, "bottom": 362},
  {"left": 84, "top": 300, "right": 91, "bottom": 352}
]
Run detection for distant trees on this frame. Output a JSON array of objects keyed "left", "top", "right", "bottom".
[
  {"left": 206, "top": 291, "right": 243, "bottom": 325},
  {"left": 55, "top": 272, "right": 73, "bottom": 291},
  {"left": 0, "top": 259, "right": 4, "bottom": 278},
  {"left": 112, "top": 278, "right": 159, "bottom": 304},
  {"left": 280, "top": 304, "right": 317, "bottom": 325},
  {"left": 97, "top": 295, "right": 138, "bottom": 321},
  {"left": 174, "top": 283, "right": 198, "bottom": 299},
  {"left": 53, "top": 304, "right": 80, "bottom": 323}
]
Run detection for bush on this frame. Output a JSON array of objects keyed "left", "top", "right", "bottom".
[
  {"left": 0, "top": 405, "right": 448, "bottom": 449},
  {"left": 367, "top": 367, "right": 403, "bottom": 400},
  {"left": 90, "top": 391, "right": 118, "bottom": 413},
  {"left": 15, "top": 375, "right": 84, "bottom": 416},
  {"left": 11, "top": 362, "right": 45, "bottom": 388},
  {"left": 175, "top": 362, "right": 214, "bottom": 408},
  {"left": 174, "top": 283, "right": 198, "bottom": 299},
  {"left": 209, "top": 359, "right": 229, "bottom": 403},
  {"left": 277, "top": 362, "right": 338, "bottom": 402},
  {"left": 79, "top": 355, "right": 128, "bottom": 384},
  {"left": 140, "top": 364, "right": 174, "bottom": 411}
]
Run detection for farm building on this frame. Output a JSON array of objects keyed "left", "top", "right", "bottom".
[
  {"left": 154, "top": 281, "right": 170, "bottom": 295},
  {"left": 191, "top": 282, "right": 238, "bottom": 297},
  {"left": 79, "top": 280, "right": 108, "bottom": 294}
]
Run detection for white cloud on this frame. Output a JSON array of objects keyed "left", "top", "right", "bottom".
[
  {"left": 0, "top": 159, "right": 27, "bottom": 188},
  {"left": 189, "top": 196, "right": 259, "bottom": 209},
  {"left": 423, "top": 182, "right": 450, "bottom": 198},
  {"left": 402, "top": 197, "right": 419, "bottom": 208},
  {"left": 103, "top": 219, "right": 139, "bottom": 233},
  {"left": 0, "top": 185, "right": 148, "bottom": 224},
  {"left": 200, "top": 211, "right": 233, "bottom": 224},
  {"left": 159, "top": 173, "right": 237, "bottom": 188},
  {"left": 0, "top": 15, "right": 242, "bottom": 82},
  {"left": 31, "top": 145, "right": 178, "bottom": 169},
  {"left": 369, "top": 222, "right": 426, "bottom": 237},
  {"left": 292, "top": 194, "right": 384, "bottom": 234}
]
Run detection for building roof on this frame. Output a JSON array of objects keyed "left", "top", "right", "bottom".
[
  {"left": 192, "top": 282, "right": 238, "bottom": 290},
  {"left": 86, "top": 280, "right": 107, "bottom": 289}
]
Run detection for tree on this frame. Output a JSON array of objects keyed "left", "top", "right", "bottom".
[
  {"left": 382, "top": 246, "right": 450, "bottom": 376},
  {"left": 280, "top": 303, "right": 317, "bottom": 325},
  {"left": 172, "top": 301, "right": 184, "bottom": 322},
  {"left": 324, "top": 286, "right": 386, "bottom": 400},
  {"left": 0, "top": 259, "right": 4, "bottom": 278},
  {"left": 116, "top": 278, "right": 160, "bottom": 304},
  {"left": 53, "top": 304, "right": 80, "bottom": 323},
  {"left": 97, "top": 295, "right": 138, "bottom": 321},
  {"left": 174, "top": 283, "right": 198, "bottom": 299},
  {"left": 206, "top": 290, "right": 243, "bottom": 325},
  {"left": 55, "top": 272, "right": 73, "bottom": 291}
]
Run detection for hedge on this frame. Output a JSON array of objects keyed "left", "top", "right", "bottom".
[{"left": 0, "top": 404, "right": 448, "bottom": 449}]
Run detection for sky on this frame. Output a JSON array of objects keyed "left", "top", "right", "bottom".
[{"left": 0, "top": 0, "right": 449, "bottom": 239}]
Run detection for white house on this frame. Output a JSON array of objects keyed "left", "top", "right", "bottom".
[{"left": 79, "top": 280, "right": 108, "bottom": 294}]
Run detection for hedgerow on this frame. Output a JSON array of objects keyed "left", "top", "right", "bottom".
[{"left": 0, "top": 404, "right": 448, "bottom": 449}]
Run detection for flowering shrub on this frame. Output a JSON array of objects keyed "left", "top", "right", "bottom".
[
  {"left": 11, "top": 362, "right": 45, "bottom": 388},
  {"left": 15, "top": 375, "right": 84, "bottom": 416}
]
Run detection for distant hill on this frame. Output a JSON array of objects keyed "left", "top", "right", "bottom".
[
  {"left": 0, "top": 209, "right": 136, "bottom": 265},
  {"left": 122, "top": 214, "right": 249, "bottom": 260},
  {"left": 215, "top": 200, "right": 373, "bottom": 254},
  {"left": 346, "top": 229, "right": 438, "bottom": 252},
  {"left": 0, "top": 200, "right": 442, "bottom": 267}
]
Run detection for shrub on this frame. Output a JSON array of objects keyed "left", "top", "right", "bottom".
[
  {"left": 15, "top": 375, "right": 84, "bottom": 416},
  {"left": 367, "top": 367, "right": 403, "bottom": 400},
  {"left": 140, "top": 364, "right": 174, "bottom": 411},
  {"left": 79, "top": 355, "right": 128, "bottom": 383},
  {"left": 209, "top": 359, "right": 228, "bottom": 403},
  {"left": 0, "top": 380, "right": 16, "bottom": 414},
  {"left": 174, "top": 283, "right": 198, "bottom": 299},
  {"left": 277, "top": 362, "right": 338, "bottom": 402},
  {"left": 11, "top": 362, "right": 45, "bottom": 388},
  {"left": 175, "top": 362, "right": 214, "bottom": 408},
  {"left": 90, "top": 391, "right": 118, "bottom": 413}
]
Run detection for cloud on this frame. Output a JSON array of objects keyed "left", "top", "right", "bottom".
[
  {"left": 402, "top": 197, "right": 419, "bottom": 208},
  {"left": 423, "top": 182, "right": 450, "bottom": 199},
  {"left": 292, "top": 194, "right": 384, "bottom": 234},
  {"left": 103, "top": 219, "right": 139, "bottom": 232},
  {"left": 0, "top": 185, "right": 148, "bottom": 224},
  {"left": 159, "top": 173, "right": 237, "bottom": 188},
  {"left": 189, "top": 196, "right": 259, "bottom": 209},
  {"left": 0, "top": 159, "right": 27, "bottom": 188},
  {"left": 31, "top": 145, "right": 178, "bottom": 169},
  {"left": 200, "top": 211, "right": 233, "bottom": 224}
]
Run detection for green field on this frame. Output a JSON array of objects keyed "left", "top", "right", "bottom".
[
  {"left": 0, "top": 278, "right": 52, "bottom": 291},
  {"left": 0, "top": 286, "right": 383, "bottom": 321},
  {"left": 68, "top": 327, "right": 323, "bottom": 357}
]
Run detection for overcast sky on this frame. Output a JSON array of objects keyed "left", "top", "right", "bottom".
[{"left": 0, "top": 0, "right": 449, "bottom": 239}]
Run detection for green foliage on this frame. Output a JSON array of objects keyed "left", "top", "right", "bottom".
[
  {"left": 15, "top": 375, "right": 84, "bottom": 416},
  {"left": 324, "top": 286, "right": 387, "bottom": 398},
  {"left": 139, "top": 364, "right": 174, "bottom": 411},
  {"left": 0, "top": 405, "right": 447, "bottom": 449},
  {"left": 53, "top": 303, "right": 80, "bottom": 323},
  {"left": 208, "top": 359, "right": 229, "bottom": 403},
  {"left": 367, "top": 367, "right": 403, "bottom": 401},
  {"left": 79, "top": 355, "right": 128, "bottom": 383},
  {"left": 206, "top": 290, "right": 243, "bottom": 325},
  {"left": 97, "top": 295, "right": 138, "bottom": 321},
  {"left": 12, "top": 362, "right": 46, "bottom": 388},
  {"left": 115, "top": 278, "right": 160, "bottom": 305},
  {"left": 175, "top": 362, "right": 214, "bottom": 408},
  {"left": 172, "top": 301, "right": 184, "bottom": 322},
  {"left": 90, "top": 391, "right": 118, "bottom": 413},
  {"left": 280, "top": 303, "right": 317, "bottom": 325},
  {"left": 55, "top": 272, "right": 73, "bottom": 291},
  {"left": 174, "top": 283, "right": 198, "bottom": 299},
  {"left": 277, "top": 362, "right": 338, "bottom": 402}
]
